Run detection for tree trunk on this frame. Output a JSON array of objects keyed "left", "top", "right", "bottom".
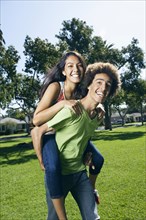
[{"left": 104, "top": 100, "right": 112, "bottom": 130}]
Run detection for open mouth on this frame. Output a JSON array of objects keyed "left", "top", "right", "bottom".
[
  {"left": 96, "top": 92, "right": 104, "bottom": 98},
  {"left": 71, "top": 74, "right": 80, "bottom": 78}
]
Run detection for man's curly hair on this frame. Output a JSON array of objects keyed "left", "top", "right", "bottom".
[{"left": 83, "top": 62, "right": 121, "bottom": 98}]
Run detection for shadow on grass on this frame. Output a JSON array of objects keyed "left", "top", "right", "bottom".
[
  {"left": 1, "top": 130, "right": 145, "bottom": 166},
  {"left": 0, "top": 141, "right": 37, "bottom": 166},
  {"left": 92, "top": 130, "right": 145, "bottom": 141}
]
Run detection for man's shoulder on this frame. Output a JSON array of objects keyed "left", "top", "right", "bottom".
[{"left": 60, "top": 106, "right": 75, "bottom": 118}]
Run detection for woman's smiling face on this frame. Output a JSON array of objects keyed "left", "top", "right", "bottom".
[{"left": 62, "top": 55, "right": 84, "bottom": 84}]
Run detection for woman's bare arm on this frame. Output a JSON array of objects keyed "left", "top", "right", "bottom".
[
  {"left": 33, "top": 82, "right": 82, "bottom": 126},
  {"left": 33, "top": 82, "right": 63, "bottom": 126}
]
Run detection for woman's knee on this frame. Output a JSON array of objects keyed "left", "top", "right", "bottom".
[{"left": 90, "top": 154, "right": 104, "bottom": 175}]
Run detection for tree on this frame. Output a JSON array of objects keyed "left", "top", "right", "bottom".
[
  {"left": 112, "top": 89, "right": 130, "bottom": 126},
  {"left": 6, "top": 108, "right": 26, "bottom": 120},
  {"left": 104, "top": 100, "right": 112, "bottom": 130},
  {"left": 0, "top": 29, "right": 5, "bottom": 52},
  {"left": 109, "top": 38, "right": 146, "bottom": 128},
  {"left": 0, "top": 30, "right": 20, "bottom": 109},
  {"left": 22, "top": 36, "right": 64, "bottom": 115},
  {"left": 87, "top": 36, "right": 124, "bottom": 65},
  {"left": 56, "top": 18, "right": 93, "bottom": 58},
  {"left": 23, "top": 35, "right": 59, "bottom": 76},
  {"left": 112, "top": 79, "right": 146, "bottom": 126},
  {"left": 127, "top": 79, "right": 146, "bottom": 125},
  {"left": 121, "top": 38, "right": 145, "bottom": 92},
  {"left": 3, "top": 72, "right": 41, "bottom": 133}
]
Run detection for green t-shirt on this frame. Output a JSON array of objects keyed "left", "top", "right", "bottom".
[{"left": 47, "top": 106, "right": 100, "bottom": 175}]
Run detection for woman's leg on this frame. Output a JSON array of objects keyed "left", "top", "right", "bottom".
[
  {"left": 42, "top": 134, "right": 67, "bottom": 220},
  {"left": 31, "top": 124, "right": 49, "bottom": 170},
  {"left": 84, "top": 141, "right": 104, "bottom": 205},
  {"left": 84, "top": 141, "right": 104, "bottom": 175}
]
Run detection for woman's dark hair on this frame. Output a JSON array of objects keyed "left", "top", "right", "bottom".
[
  {"left": 82, "top": 62, "right": 121, "bottom": 98},
  {"left": 40, "top": 51, "right": 86, "bottom": 99}
]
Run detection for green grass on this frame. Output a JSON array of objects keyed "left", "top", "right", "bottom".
[
  {"left": 92, "top": 126, "right": 146, "bottom": 220},
  {"left": 0, "top": 126, "right": 146, "bottom": 220}
]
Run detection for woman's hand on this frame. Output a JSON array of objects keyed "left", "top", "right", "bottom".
[
  {"left": 64, "top": 100, "right": 82, "bottom": 116},
  {"left": 96, "top": 103, "right": 105, "bottom": 119}
]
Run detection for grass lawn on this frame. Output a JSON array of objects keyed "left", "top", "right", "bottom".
[{"left": 0, "top": 125, "right": 145, "bottom": 220}]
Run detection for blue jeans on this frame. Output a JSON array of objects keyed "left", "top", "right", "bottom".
[
  {"left": 42, "top": 134, "right": 63, "bottom": 198},
  {"left": 45, "top": 170, "right": 99, "bottom": 220},
  {"left": 84, "top": 140, "right": 104, "bottom": 175},
  {"left": 42, "top": 134, "right": 104, "bottom": 198}
]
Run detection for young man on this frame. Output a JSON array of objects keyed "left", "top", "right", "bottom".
[{"left": 31, "top": 62, "right": 121, "bottom": 220}]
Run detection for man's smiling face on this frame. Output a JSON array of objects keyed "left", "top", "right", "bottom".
[{"left": 88, "top": 73, "right": 112, "bottom": 103}]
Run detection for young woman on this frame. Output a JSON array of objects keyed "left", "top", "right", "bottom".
[{"left": 32, "top": 51, "right": 104, "bottom": 220}]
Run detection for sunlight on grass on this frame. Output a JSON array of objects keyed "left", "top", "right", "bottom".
[
  {"left": 0, "top": 126, "right": 145, "bottom": 219},
  {"left": 92, "top": 126, "right": 146, "bottom": 220}
]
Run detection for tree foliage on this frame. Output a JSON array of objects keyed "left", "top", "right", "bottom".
[
  {"left": 56, "top": 18, "right": 93, "bottom": 58},
  {"left": 23, "top": 35, "right": 59, "bottom": 76},
  {"left": 0, "top": 19, "right": 146, "bottom": 130},
  {"left": 0, "top": 29, "right": 20, "bottom": 109},
  {"left": 121, "top": 38, "right": 145, "bottom": 91},
  {"left": 55, "top": 18, "right": 123, "bottom": 67}
]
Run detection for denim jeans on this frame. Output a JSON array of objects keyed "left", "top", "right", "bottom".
[
  {"left": 42, "top": 134, "right": 63, "bottom": 198},
  {"left": 42, "top": 134, "right": 104, "bottom": 198},
  {"left": 84, "top": 140, "right": 104, "bottom": 175},
  {"left": 45, "top": 170, "right": 99, "bottom": 220}
]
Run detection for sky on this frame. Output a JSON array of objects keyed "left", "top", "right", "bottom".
[{"left": 1, "top": 0, "right": 146, "bottom": 79}]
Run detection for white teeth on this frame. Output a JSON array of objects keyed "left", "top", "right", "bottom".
[
  {"left": 96, "top": 92, "right": 103, "bottom": 96},
  {"left": 72, "top": 74, "right": 80, "bottom": 78}
]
